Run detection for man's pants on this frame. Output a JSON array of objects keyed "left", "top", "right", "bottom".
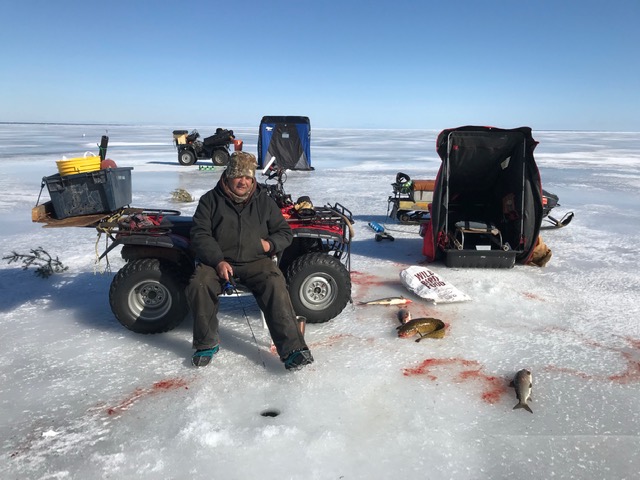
[{"left": 186, "top": 257, "right": 308, "bottom": 360}]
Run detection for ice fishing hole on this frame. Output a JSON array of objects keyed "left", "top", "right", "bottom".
[{"left": 260, "top": 409, "right": 281, "bottom": 417}]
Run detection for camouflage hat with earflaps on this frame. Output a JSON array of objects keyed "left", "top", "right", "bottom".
[{"left": 226, "top": 151, "right": 257, "bottom": 178}]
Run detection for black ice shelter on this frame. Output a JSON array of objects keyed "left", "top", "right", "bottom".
[{"left": 423, "top": 126, "right": 544, "bottom": 268}]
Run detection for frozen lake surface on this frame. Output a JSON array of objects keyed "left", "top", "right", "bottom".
[{"left": 1, "top": 123, "right": 639, "bottom": 479}]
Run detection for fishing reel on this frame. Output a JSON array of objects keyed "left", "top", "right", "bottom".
[{"left": 221, "top": 278, "right": 237, "bottom": 296}]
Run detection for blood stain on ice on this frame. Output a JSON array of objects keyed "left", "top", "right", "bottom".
[
  {"left": 402, "top": 357, "right": 508, "bottom": 404},
  {"left": 105, "top": 377, "right": 189, "bottom": 416}
]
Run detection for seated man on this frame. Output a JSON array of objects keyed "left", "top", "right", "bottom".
[{"left": 186, "top": 152, "right": 313, "bottom": 370}]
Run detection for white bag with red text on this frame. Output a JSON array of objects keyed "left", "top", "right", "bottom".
[{"left": 399, "top": 265, "right": 471, "bottom": 304}]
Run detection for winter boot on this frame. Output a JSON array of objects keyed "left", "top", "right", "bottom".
[
  {"left": 191, "top": 345, "right": 219, "bottom": 367},
  {"left": 284, "top": 348, "right": 314, "bottom": 371}
]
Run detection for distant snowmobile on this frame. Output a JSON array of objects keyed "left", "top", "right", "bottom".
[{"left": 541, "top": 189, "right": 574, "bottom": 229}]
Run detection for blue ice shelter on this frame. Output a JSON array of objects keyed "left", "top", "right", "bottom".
[{"left": 257, "top": 116, "right": 313, "bottom": 170}]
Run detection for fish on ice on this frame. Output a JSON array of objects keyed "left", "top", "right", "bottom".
[
  {"left": 396, "top": 317, "right": 446, "bottom": 341},
  {"left": 397, "top": 308, "right": 412, "bottom": 324},
  {"left": 511, "top": 369, "right": 533, "bottom": 413},
  {"left": 359, "top": 296, "right": 412, "bottom": 306}
]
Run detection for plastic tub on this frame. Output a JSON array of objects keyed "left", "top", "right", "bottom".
[
  {"left": 56, "top": 155, "right": 101, "bottom": 176},
  {"left": 43, "top": 167, "right": 133, "bottom": 219}
]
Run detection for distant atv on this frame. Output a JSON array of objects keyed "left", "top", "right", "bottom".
[
  {"left": 102, "top": 165, "right": 354, "bottom": 334},
  {"left": 172, "top": 128, "right": 236, "bottom": 166}
]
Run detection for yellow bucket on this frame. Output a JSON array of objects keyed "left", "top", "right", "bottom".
[{"left": 56, "top": 155, "right": 101, "bottom": 176}]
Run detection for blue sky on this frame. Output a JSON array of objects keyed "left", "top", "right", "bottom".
[{"left": 1, "top": 0, "right": 638, "bottom": 130}]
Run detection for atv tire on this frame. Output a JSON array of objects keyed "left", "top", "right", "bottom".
[
  {"left": 285, "top": 252, "right": 351, "bottom": 324},
  {"left": 212, "top": 149, "right": 230, "bottom": 166},
  {"left": 179, "top": 149, "right": 197, "bottom": 166},
  {"left": 109, "top": 258, "right": 189, "bottom": 334}
]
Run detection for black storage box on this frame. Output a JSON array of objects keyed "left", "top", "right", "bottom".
[
  {"left": 203, "top": 128, "right": 234, "bottom": 146},
  {"left": 445, "top": 249, "right": 517, "bottom": 268},
  {"left": 43, "top": 167, "right": 133, "bottom": 219}
]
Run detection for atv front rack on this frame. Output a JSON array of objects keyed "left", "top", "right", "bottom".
[
  {"left": 285, "top": 202, "right": 355, "bottom": 270},
  {"left": 287, "top": 203, "right": 353, "bottom": 238}
]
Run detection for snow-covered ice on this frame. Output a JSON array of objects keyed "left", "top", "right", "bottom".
[{"left": 1, "top": 123, "right": 639, "bottom": 479}]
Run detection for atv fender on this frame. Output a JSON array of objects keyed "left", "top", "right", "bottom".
[{"left": 121, "top": 242, "right": 193, "bottom": 271}]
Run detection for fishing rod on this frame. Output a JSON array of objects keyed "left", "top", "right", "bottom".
[{"left": 222, "top": 278, "right": 267, "bottom": 369}]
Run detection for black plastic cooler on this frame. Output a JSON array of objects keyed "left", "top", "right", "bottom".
[{"left": 43, "top": 167, "right": 133, "bottom": 219}]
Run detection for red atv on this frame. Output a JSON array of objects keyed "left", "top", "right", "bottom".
[{"left": 103, "top": 165, "right": 354, "bottom": 334}]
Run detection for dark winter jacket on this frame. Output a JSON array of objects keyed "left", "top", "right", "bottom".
[{"left": 190, "top": 178, "right": 292, "bottom": 267}]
